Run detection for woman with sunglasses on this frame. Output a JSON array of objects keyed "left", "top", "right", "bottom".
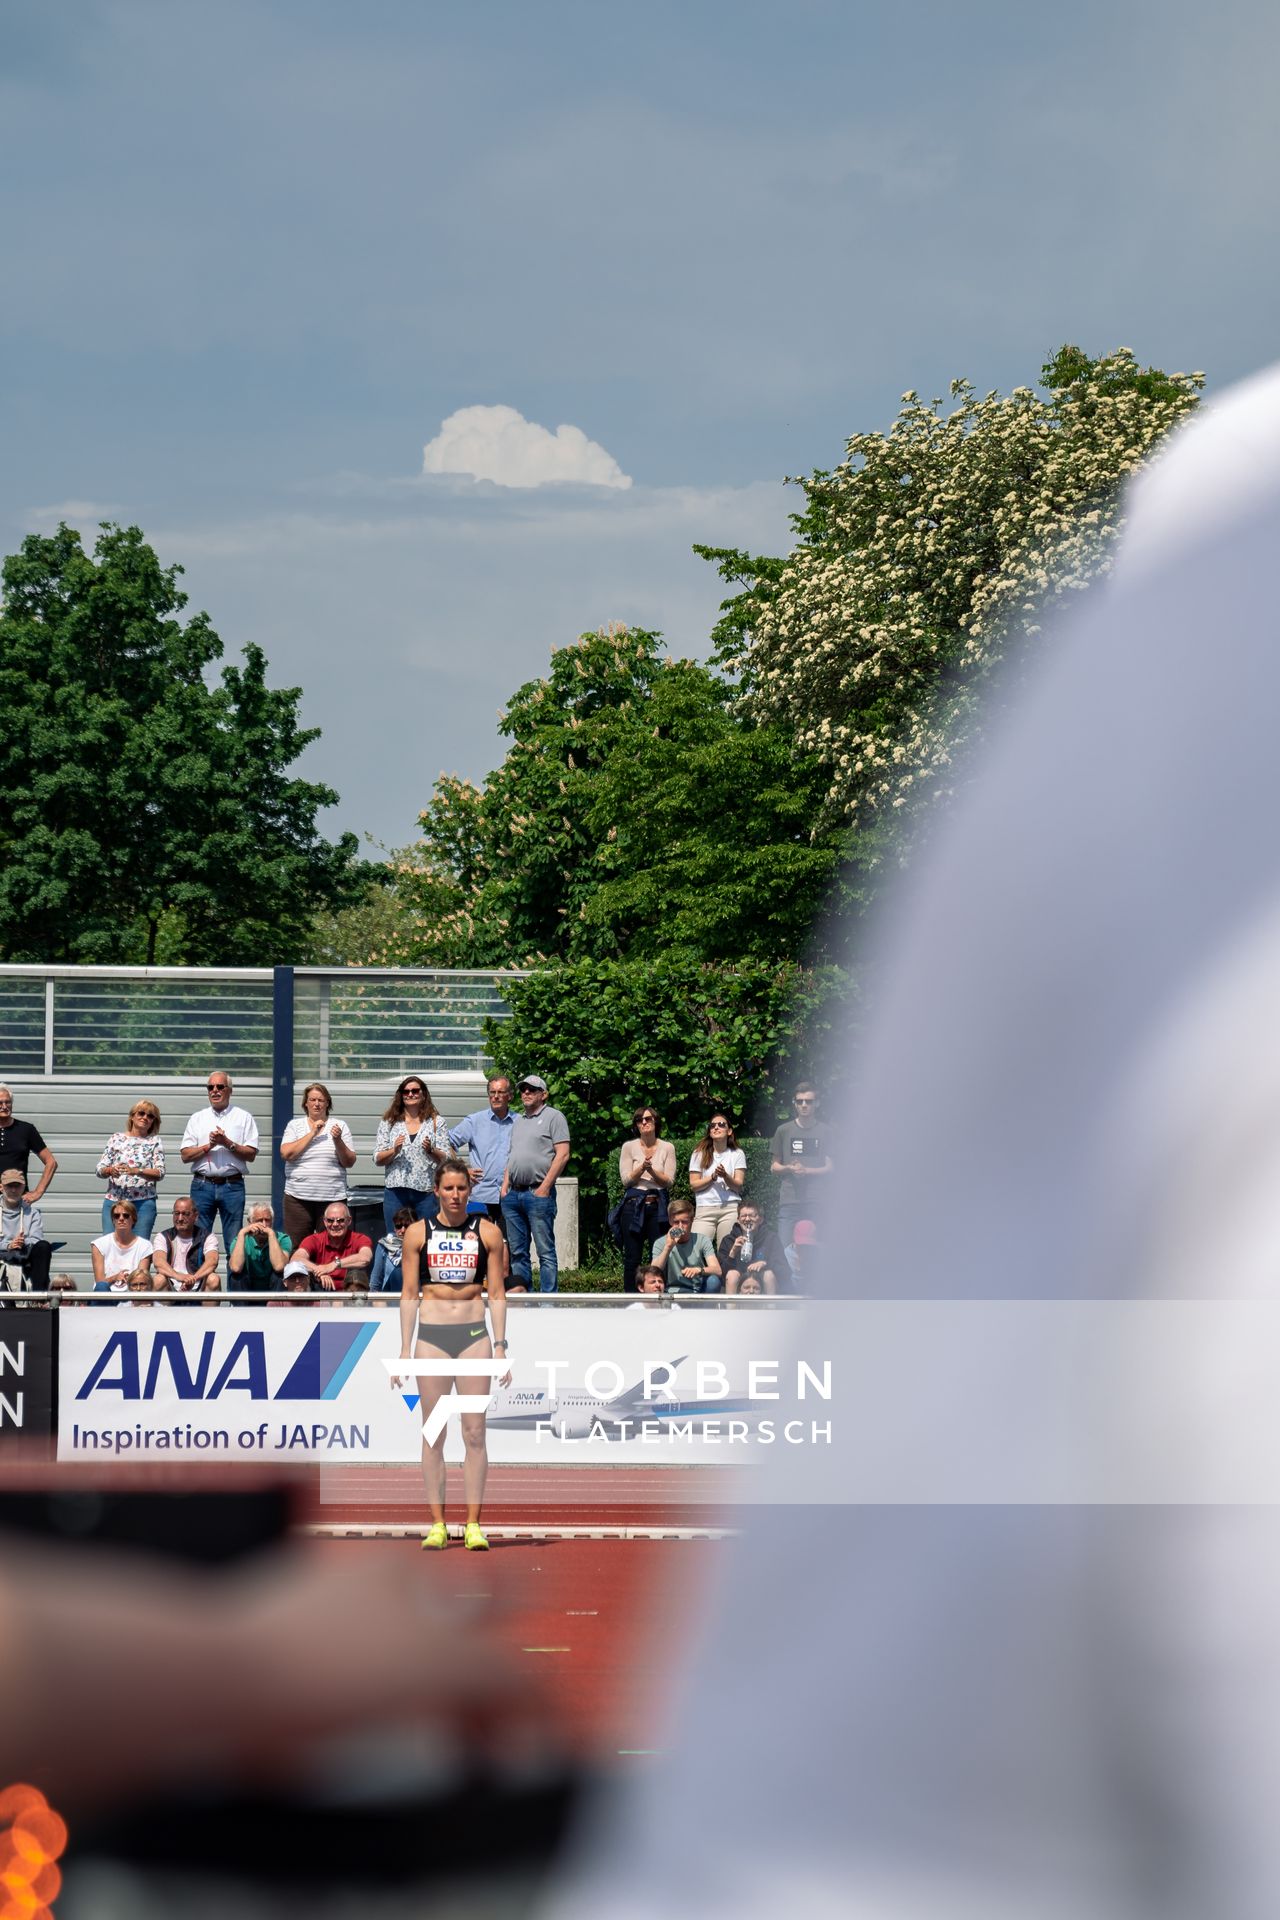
[
  {"left": 95, "top": 1101, "right": 165, "bottom": 1240},
  {"left": 614, "top": 1103, "right": 676, "bottom": 1292},
  {"left": 688, "top": 1111, "right": 746, "bottom": 1247},
  {"left": 90, "top": 1198, "right": 155, "bottom": 1295},
  {"left": 374, "top": 1076, "right": 450, "bottom": 1233}
]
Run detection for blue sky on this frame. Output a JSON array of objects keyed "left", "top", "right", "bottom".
[{"left": 4, "top": 0, "right": 1277, "bottom": 846}]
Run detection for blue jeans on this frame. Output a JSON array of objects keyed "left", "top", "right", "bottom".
[
  {"left": 383, "top": 1185, "right": 436, "bottom": 1234},
  {"left": 502, "top": 1189, "right": 558, "bottom": 1293},
  {"left": 102, "top": 1194, "right": 157, "bottom": 1240},
  {"left": 191, "top": 1175, "right": 246, "bottom": 1250},
  {"left": 370, "top": 1244, "right": 404, "bottom": 1293}
]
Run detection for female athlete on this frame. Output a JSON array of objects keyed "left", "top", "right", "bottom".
[{"left": 395, "top": 1157, "right": 509, "bottom": 1550}]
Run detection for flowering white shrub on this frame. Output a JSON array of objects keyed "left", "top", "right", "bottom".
[{"left": 728, "top": 348, "right": 1202, "bottom": 835}]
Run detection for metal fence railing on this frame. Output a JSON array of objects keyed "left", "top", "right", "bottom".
[
  {"left": 0, "top": 964, "right": 520, "bottom": 1081},
  {"left": 292, "top": 969, "right": 519, "bottom": 1078}
]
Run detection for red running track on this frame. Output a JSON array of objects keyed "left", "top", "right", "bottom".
[
  {"left": 309, "top": 1462, "right": 736, "bottom": 1530},
  {"left": 315, "top": 1531, "right": 725, "bottom": 1764}
]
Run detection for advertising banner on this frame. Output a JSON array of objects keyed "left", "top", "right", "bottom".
[
  {"left": 0, "top": 1309, "right": 57, "bottom": 1458},
  {"left": 58, "top": 1304, "right": 827, "bottom": 1466}
]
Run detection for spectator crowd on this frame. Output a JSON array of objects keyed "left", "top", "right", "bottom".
[{"left": 0, "top": 1073, "right": 828, "bottom": 1302}]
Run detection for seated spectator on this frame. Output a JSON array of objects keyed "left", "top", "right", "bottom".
[
  {"left": 651, "top": 1199, "right": 722, "bottom": 1295},
  {"left": 784, "top": 1218, "right": 819, "bottom": 1291},
  {"left": 688, "top": 1111, "right": 746, "bottom": 1248},
  {"left": 0, "top": 1169, "right": 53, "bottom": 1294},
  {"left": 95, "top": 1100, "right": 165, "bottom": 1240},
  {"left": 627, "top": 1264, "right": 669, "bottom": 1310},
  {"left": 49, "top": 1272, "right": 80, "bottom": 1305},
  {"left": 297, "top": 1202, "right": 373, "bottom": 1292},
  {"left": 90, "top": 1199, "right": 154, "bottom": 1295},
  {"left": 370, "top": 1206, "right": 415, "bottom": 1295},
  {"left": 275, "top": 1260, "right": 315, "bottom": 1302},
  {"left": 152, "top": 1197, "right": 221, "bottom": 1297},
  {"left": 612, "top": 1104, "right": 675, "bottom": 1292},
  {"left": 736, "top": 1271, "right": 765, "bottom": 1296},
  {"left": 720, "top": 1199, "right": 786, "bottom": 1296},
  {"left": 126, "top": 1265, "right": 171, "bottom": 1305},
  {"left": 229, "top": 1203, "right": 292, "bottom": 1300}
]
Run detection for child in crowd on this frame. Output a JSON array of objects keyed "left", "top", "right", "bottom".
[{"left": 270, "top": 1267, "right": 314, "bottom": 1306}]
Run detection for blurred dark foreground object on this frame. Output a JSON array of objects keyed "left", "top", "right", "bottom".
[{"left": 0, "top": 1477, "right": 585, "bottom": 1917}]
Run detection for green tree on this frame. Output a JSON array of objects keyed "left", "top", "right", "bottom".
[
  {"left": 485, "top": 955, "right": 853, "bottom": 1232},
  {"left": 0, "top": 522, "right": 361, "bottom": 963},
  {"left": 703, "top": 347, "right": 1202, "bottom": 842},
  {"left": 397, "top": 624, "right": 846, "bottom": 967}
]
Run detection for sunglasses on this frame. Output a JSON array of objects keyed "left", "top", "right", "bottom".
[
  {"left": 111, "top": 1211, "right": 133, "bottom": 1221},
  {"left": 207, "top": 1083, "right": 229, "bottom": 1092}
]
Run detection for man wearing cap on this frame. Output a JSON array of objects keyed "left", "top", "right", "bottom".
[
  {"left": 180, "top": 1070, "right": 259, "bottom": 1250},
  {"left": 500, "top": 1076, "right": 570, "bottom": 1294},
  {"left": 0, "top": 1087, "right": 58, "bottom": 1209},
  {"left": 0, "top": 1169, "right": 52, "bottom": 1294}
]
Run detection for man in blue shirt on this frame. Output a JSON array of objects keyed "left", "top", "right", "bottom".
[{"left": 449, "top": 1075, "right": 515, "bottom": 1227}]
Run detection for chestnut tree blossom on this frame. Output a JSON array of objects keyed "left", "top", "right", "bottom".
[{"left": 706, "top": 347, "right": 1202, "bottom": 843}]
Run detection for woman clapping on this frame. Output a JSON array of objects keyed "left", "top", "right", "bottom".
[{"left": 279, "top": 1083, "right": 357, "bottom": 1246}]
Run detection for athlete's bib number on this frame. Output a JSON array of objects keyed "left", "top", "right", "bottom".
[{"left": 428, "top": 1233, "right": 477, "bottom": 1285}]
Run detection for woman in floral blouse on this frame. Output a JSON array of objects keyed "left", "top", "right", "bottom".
[
  {"left": 96, "top": 1100, "right": 166, "bottom": 1239},
  {"left": 373, "top": 1076, "right": 450, "bottom": 1231}
]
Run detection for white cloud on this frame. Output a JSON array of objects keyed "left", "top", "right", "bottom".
[
  {"left": 24, "top": 499, "right": 116, "bottom": 537},
  {"left": 146, "top": 477, "right": 788, "bottom": 844},
  {"left": 421, "top": 403, "right": 632, "bottom": 490}
]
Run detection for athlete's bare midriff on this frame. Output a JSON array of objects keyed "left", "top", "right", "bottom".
[{"left": 417, "top": 1282, "right": 485, "bottom": 1320}]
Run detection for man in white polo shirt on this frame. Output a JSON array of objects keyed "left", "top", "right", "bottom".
[{"left": 180, "top": 1069, "right": 259, "bottom": 1250}]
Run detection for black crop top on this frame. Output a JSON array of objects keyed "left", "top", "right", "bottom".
[{"left": 422, "top": 1217, "right": 489, "bottom": 1289}]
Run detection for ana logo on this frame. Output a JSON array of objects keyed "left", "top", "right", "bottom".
[{"left": 76, "top": 1323, "right": 378, "bottom": 1401}]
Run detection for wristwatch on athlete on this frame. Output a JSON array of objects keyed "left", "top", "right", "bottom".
[{"left": 494, "top": 1339, "right": 509, "bottom": 1351}]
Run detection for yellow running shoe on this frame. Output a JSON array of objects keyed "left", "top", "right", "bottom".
[
  {"left": 421, "top": 1521, "right": 448, "bottom": 1550},
  {"left": 463, "top": 1522, "right": 489, "bottom": 1551}
]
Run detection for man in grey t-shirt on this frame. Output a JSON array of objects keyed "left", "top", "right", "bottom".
[
  {"left": 500, "top": 1076, "right": 570, "bottom": 1293},
  {"left": 770, "top": 1081, "right": 832, "bottom": 1250}
]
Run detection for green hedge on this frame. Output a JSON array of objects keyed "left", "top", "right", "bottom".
[{"left": 603, "top": 1135, "right": 779, "bottom": 1227}]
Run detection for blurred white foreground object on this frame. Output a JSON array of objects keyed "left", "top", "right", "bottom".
[{"left": 549, "top": 366, "right": 1280, "bottom": 1919}]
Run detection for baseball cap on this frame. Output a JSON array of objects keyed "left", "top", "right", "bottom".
[
  {"left": 518, "top": 1075, "right": 548, "bottom": 1092},
  {"left": 792, "top": 1219, "right": 819, "bottom": 1245},
  {"left": 0, "top": 1172, "right": 24, "bottom": 1190}
]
